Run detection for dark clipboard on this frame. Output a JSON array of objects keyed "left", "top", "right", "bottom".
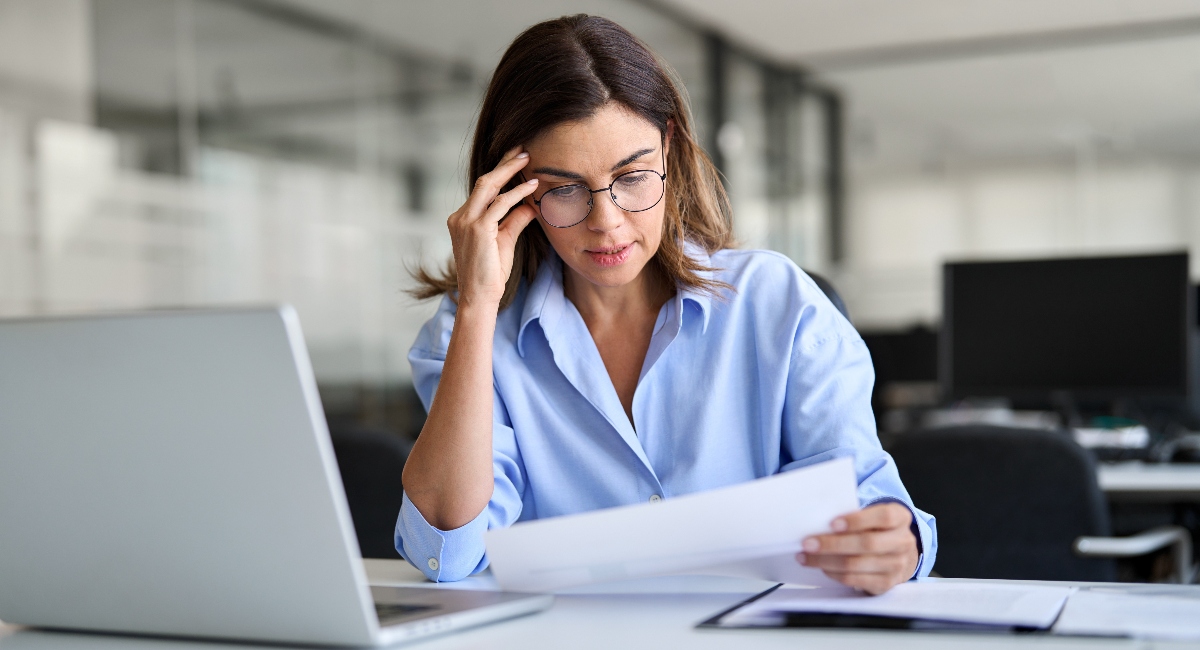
[{"left": 696, "top": 584, "right": 1046, "bottom": 634}]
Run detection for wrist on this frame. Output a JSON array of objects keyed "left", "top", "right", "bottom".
[
  {"left": 455, "top": 297, "right": 500, "bottom": 322},
  {"left": 457, "top": 290, "right": 502, "bottom": 313}
]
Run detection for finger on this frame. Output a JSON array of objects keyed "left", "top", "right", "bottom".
[
  {"left": 465, "top": 152, "right": 530, "bottom": 215},
  {"left": 802, "top": 526, "right": 913, "bottom": 556},
  {"left": 489, "top": 146, "right": 524, "bottom": 171},
  {"left": 821, "top": 570, "right": 899, "bottom": 596},
  {"left": 832, "top": 503, "right": 912, "bottom": 534},
  {"left": 497, "top": 204, "right": 538, "bottom": 243},
  {"left": 797, "top": 550, "right": 908, "bottom": 575},
  {"left": 482, "top": 178, "right": 538, "bottom": 223},
  {"left": 466, "top": 156, "right": 530, "bottom": 215}
]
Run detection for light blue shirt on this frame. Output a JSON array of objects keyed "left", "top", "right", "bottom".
[{"left": 396, "top": 243, "right": 937, "bottom": 582}]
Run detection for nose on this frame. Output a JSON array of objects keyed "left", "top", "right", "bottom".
[{"left": 586, "top": 191, "right": 624, "bottom": 233}]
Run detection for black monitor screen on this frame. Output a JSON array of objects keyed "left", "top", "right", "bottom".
[{"left": 944, "top": 253, "right": 1189, "bottom": 399}]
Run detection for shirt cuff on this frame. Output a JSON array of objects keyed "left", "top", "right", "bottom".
[
  {"left": 864, "top": 496, "right": 933, "bottom": 580},
  {"left": 394, "top": 491, "right": 490, "bottom": 582}
]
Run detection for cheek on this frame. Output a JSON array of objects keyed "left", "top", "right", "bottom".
[
  {"left": 537, "top": 221, "right": 581, "bottom": 257},
  {"left": 635, "top": 207, "right": 666, "bottom": 252}
]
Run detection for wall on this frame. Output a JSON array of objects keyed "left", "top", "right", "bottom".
[{"left": 839, "top": 158, "right": 1200, "bottom": 329}]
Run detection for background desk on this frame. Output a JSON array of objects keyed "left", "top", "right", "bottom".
[
  {"left": 1098, "top": 462, "right": 1200, "bottom": 501},
  {"left": 3, "top": 560, "right": 1200, "bottom": 649}
]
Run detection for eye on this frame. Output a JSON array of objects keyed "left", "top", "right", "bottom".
[
  {"left": 616, "top": 171, "right": 652, "bottom": 187},
  {"left": 546, "top": 184, "right": 587, "bottom": 200}
]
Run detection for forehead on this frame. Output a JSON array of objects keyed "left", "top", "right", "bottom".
[{"left": 527, "top": 103, "right": 660, "bottom": 167}]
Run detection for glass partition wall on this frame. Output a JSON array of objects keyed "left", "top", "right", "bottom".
[{"left": 0, "top": 0, "right": 840, "bottom": 436}]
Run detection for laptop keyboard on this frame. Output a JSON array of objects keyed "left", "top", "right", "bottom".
[{"left": 374, "top": 602, "right": 438, "bottom": 626}]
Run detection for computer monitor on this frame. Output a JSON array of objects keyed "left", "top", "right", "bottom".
[
  {"left": 862, "top": 327, "right": 939, "bottom": 414},
  {"left": 942, "top": 252, "right": 1190, "bottom": 401}
]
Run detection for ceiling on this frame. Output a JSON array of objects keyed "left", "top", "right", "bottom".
[
  {"left": 269, "top": 0, "right": 1200, "bottom": 69},
  {"left": 655, "top": 0, "right": 1200, "bottom": 171},
  {"left": 270, "top": 0, "right": 1200, "bottom": 171},
  {"left": 828, "top": 32, "right": 1200, "bottom": 174},
  {"left": 98, "top": 0, "right": 1200, "bottom": 173},
  {"left": 267, "top": 0, "right": 703, "bottom": 73},
  {"left": 657, "top": 0, "right": 1200, "bottom": 68}
]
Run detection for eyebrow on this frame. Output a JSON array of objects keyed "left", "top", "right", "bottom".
[
  {"left": 610, "top": 147, "right": 656, "bottom": 171},
  {"left": 531, "top": 147, "right": 657, "bottom": 180}
]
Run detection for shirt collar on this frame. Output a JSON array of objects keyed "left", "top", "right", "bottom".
[
  {"left": 679, "top": 239, "right": 714, "bottom": 334},
  {"left": 516, "top": 241, "right": 715, "bottom": 357},
  {"left": 517, "top": 253, "right": 565, "bottom": 358}
]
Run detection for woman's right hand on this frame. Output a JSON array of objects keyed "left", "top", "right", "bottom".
[{"left": 448, "top": 146, "right": 540, "bottom": 309}]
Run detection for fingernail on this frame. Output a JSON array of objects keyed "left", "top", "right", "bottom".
[
  {"left": 526, "top": 178, "right": 538, "bottom": 185},
  {"left": 832, "top": 519, "right": 847, "bottom": 532},
  {"left": 515, "top": 152, "right": 529, "bottom": 159},
  {"left": 802, "top": 538, "right": 820, "bottom": 552},
  {"left": 796, "top": 553, "right": 807, "bottom": 564}
]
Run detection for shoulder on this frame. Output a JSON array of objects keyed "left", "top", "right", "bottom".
[
  {"left": 708, "top": 248, "right": 825, "bottom": 307},
  {"left": 706, "top": 248, "right": 857, "bottom": 351}
]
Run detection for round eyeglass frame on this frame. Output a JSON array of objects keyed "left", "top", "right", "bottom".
[{"left": 521, "top": 153, "right": 667, "bottom": 229}]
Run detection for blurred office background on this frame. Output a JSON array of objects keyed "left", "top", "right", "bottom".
[
  {"left": 6, "top": 0, "right": 1200, "bottom": 570},
  {"left": 1, "top": 0, "right": 842, "bottom": 433}
]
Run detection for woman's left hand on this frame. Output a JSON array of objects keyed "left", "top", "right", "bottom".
[{"left": 797, "top": 502, "right": 919, "bottom": 595}]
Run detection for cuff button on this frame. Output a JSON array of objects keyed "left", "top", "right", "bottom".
[{"left": 427, "top": 557, "right": 440, "bottom": 571}]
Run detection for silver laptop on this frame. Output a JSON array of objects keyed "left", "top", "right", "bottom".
[{"left": 0, "top": 306, "right": 551, "bottom": 646}]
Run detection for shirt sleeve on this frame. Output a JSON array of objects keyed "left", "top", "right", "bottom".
[
  {"left": 394, "top": 296, "right": 527, "bottom": 582},
  {"left": 778, "top": 285, "right": 938, "bottom": 579}
]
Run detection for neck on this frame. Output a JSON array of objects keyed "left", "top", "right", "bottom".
[{"left": 563, "top": 261, "right": 673, "bottom": 329}]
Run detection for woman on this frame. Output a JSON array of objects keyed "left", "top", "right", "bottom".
[{"left": 398, "top": 15, "right": 936, "bottom": 595}]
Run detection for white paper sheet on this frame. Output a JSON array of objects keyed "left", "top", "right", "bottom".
[
  {"left": 483, "top": 457, "right": 859, "bottom": 592},
  {"left": 1053, "top": 589, "right": 1200, "bottom": 640},
  {"left": 721, "top": 581, "right": 1075, "bottom": 629}
]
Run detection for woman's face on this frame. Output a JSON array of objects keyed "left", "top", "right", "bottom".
[{"left": 523, "top": 103, "right": 668, "bottom": 291}]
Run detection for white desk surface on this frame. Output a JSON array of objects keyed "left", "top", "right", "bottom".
[
  {"left": 1097, "top": 462, "right": 1200, "bottom": 498},
  {"left": 3, "top": 560, "right": 1200, "bottom": 649}
]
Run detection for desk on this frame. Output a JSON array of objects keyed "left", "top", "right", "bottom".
[
  {"left": 3, "top": 560, "right": 1198, "bottom": 649},
  {"left": 1098, "top": 462, "right": 1200, "bottom": 501}
]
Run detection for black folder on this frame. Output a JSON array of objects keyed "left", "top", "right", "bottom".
[{"left": 697, "top": 584, "right": 1043, "bottom": 634}]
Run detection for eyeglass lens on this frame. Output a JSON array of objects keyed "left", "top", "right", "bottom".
[{"left": 538, "top": 170, "right": 665, "bottom": 228}]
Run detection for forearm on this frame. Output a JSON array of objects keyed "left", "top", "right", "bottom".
[{"left": 402, "top": 303, "right": 498, "bottom": 530}]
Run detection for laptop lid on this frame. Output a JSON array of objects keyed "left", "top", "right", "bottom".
[{"left": 0, "top": 307, "right": 379, "bottom": 646}]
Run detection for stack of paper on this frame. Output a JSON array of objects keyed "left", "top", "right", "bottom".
[
  {"left": 718, "top": 581, "right": 1075, "bottom": 630},
  {"left": 483, "top": 457, "right": 859, "bottom": 592},
  {"left": 1053, "top": 589, "right": 1200, "bottom": 640},
  {"left": 711, "top": 582, "right": 1200, "bottom": 640}
]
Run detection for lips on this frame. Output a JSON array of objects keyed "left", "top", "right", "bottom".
[
  {"left": 588, "top": 244, "right": 630, "bottom": 254},
  {"left": 585, "top": 243, "right": 634, "bottom": 267}
]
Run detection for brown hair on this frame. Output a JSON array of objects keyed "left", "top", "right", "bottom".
[{"left": 412, "top": 14, "right": 734, "bottom": 309}]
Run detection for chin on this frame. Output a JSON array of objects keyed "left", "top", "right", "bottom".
[
  {"left": 580, "top": 266, "right": 641, "bottom": 287},
  {"left": 571, "top": 255, "right": 648, "bottom": 288}
]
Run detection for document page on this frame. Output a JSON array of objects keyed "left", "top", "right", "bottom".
[
  {"left": 720, "top": 581, "right": 1075, "bottom": 629},
  {"left": 483, "top": 457, "right": 859, "bottom": 592},
  {"left": 1053, "top": 589, "right": 1200, "bottom": 640}
]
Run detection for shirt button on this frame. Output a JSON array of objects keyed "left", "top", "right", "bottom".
[
  {"left": 649, "top": 494, "right": 662, "bottom": 503},
  {"left": 427, "top": 558, "right": 439, "bottom": 571}
]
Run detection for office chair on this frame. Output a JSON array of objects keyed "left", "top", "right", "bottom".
[
  {"left": 806, "top": 270, "right": 850, "bottom": 322},
  {"left": 328, "top": 423, "right": 412, "bottom": 559},
  {"left": 889, "top": 425, "right": 1194, "bottom": 582}
]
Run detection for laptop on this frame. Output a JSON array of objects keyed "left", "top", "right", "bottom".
[{"left": 0, "top": 306, "right": 551, "bottom": 646}]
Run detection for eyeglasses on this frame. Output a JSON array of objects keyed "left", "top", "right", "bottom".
[{"left": 524, "top": 151, "right": 667, "bottom": 228}]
